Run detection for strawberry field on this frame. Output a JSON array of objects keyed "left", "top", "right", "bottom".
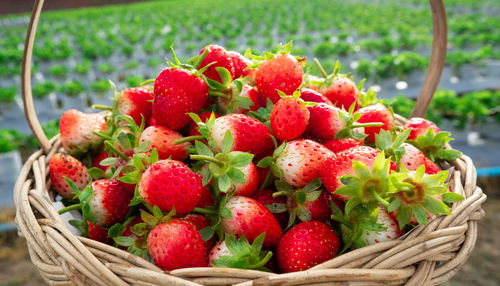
[{"left": 0, "top": 0, "right": 499, "bottom": 285}]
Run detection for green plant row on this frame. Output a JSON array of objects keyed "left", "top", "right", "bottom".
[{"left": 0, "top": 120, "right": 59, "bottom": 153}]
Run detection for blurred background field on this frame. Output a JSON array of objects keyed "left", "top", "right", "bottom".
[{"left": 0, "top": 0, "right": 499, "bottom": 285}]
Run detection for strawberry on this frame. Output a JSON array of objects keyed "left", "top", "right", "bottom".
[
  {"left": 323, "top": 138, "right": 364, "bottom": 153},
  {"left": 277, "top": 221, "right": 340, "bottom": 273},
  {"left": 228, "top": 51, "right": 252, "bottom": 79},
  {"left": 189, "top": 112, "right": 220, "bottom": 137},
  {"left": 139, "top": 125, "right": 191, "bottom": 161},
  {"left": 59, "top": 109, "right": 107, "bottom": 154},
  {"left": 182, "top": 214, "right": 216, "bottom": 251},
  {"left": 360, "top": 208, "right": 403, "bottom": 245},
  {"left": 305, "top": 103, "right": 348, "bottom": 141},
  {"left": 253, "top": 189, "right": 288, "bottom": 228},
  {"left": 208, "top": 233, "right": 272, "bottom": 270},
  {"left": 116, "top": 86, "right": 154, "bottom": 125},
  {"left": 153, "top": 67, "right": 208, "bottom": 130},
  {"left": 357, "top": 103, "right": 394, "bottom": 143},
  {"left": 270, "top": 91, "right": 311, "bottom": 141},
  {"left": 88, "top": 179, "right": 135, "bottom": 227},
  {"left": 221, "top": 196, "right": 283, "bottom": 248},
  {"left": 87, "top": 221, "right": 112, "bottom": 244},
  {"left": 404, "top": 117, "right": 440, "bottom": 140},
  {"left": 273, "top": 139, "right": 333, "bottom": 188},
  {"left": 49, "top": 153, "right": 91, "bottom": 199},
  {"left": 399, "top": 143, "right": 441, "bottom": 175},
  {"left": 197, "top": 185, "right": 215, "bottom": 208},
  {"left": 320, "top": 146, "right": 379, "bottom": 200},
  {"left": 255, "top": 45, "right": 303, "bottom": 103},
  {"left": 217, "top": 83, "right": 264, "bottom": 114},
  {"left": 91, "top": 152, "right": 110, "bottom": 171},
  {"left": 231, "top": 162, "right": 259, "bottom": 197},
  {"left": 300, "top": 88, "right": 333, "bottom": 105},
  {"left": 198, "top": 44, "right": 236, "bottom": 83},
  {"left": 139, "top": 160, "right": 202, "bottom": 214},
  {"left": 147, "top": 220, "right": 208, "bottom": 271},
  {"left": 210, "top": 113, "right": 274, "bottom": 158}
]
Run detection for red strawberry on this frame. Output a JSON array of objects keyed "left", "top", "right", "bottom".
[
  {"left": 87, "top": 221, "right": 112, "bottom": 245},
  {"left": 210, "top": 113, "right": 274, "bottom": 158},
  {"left": 277, "top": 221, "right": 340, "bottom": 273},
  {"left": 116, "top": 86, "right": 154, "bottom": 125},
  {"left": 270, "top": 96, "right": 310, "bottom": 141},
  {"left": 59, "top": 109, "right": 107, "bottom": 154},
  {"left": 49, "top": 153, "right": 91, "bottom": 199},
  {"left": 275, "top": 139, "right": 333, "bottom": 188},
  {"left": 182, "top": 214, "right": 216, "bottom": 251},
  {"left": 139, "top": 160, "right": 202, "bottom": 214},
  {"left": 139, "top": 125, "right": 191, "bottom": 161},
  {"left": 300, "top": 88, "right": 333, "bottom": 105},
  {"left": 286, "top": 190, "right": 332, "bottom": 223},
  {"left": 189, "top": 112, "right": 220, "bottom": 137},
  {"left": 357, "top": 103, "right": 394, "bottom": 143},
  {"left": 255, "top": 53, "right": 303, "bottom": 103},
  {"left": 217, "top": 84, "right": 264, "bottom": 114},
  {"left": 153, "top": 67, "right": 208, "bottom": 130},
  {"left": 403, "top": 117, "right": 441, "bottom": 140},
  {"left": 253, "top": 189, "right": 288, "bottom": 228},
  {"left": 320, "top": 146, "right": 380, "bottom": 201},
  {"left": 89, "top": 179, "right": 135, "bottom": 227},
  {"left": 360, "top": 208, "right": 403, "bottom": 245},
  {"left": 318, "top": 76, "right": 360, "bottom": 111},
  {"left": 305, "top": 103, "right": 348, "bottom": 141},
  {"left": 91, "top": 152, "right": 110, "bottom": 171},
  {"left": 231, "top": 162, "right": 259, "bottom": 197},
  {"left": 221, "top": 196, "right": 283, "bottom": 248},
  {"left": 399, "top": 143, "right": 441, "bottom": 175},
  {"left": 228, "top": 51, "right": 252, "bottom": 79},
  {"left": 323, "top": 138, "right": 364, "bottom": 153},
  {"left": 147, "top": 220, "right": 208, "bottom": 271},
  {"left": 197, "top": 185, "right": 215, "bottom": 208},
  {"left": 198, "top": 44, "right": 235, "bottom": 83}
]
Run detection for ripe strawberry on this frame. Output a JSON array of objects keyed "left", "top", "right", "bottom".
[
  {"left": 198, "top": 44, "right": 236, "bottom": 83},
  {"left": 139, "top": 160, "right": 202, "bottom": 214},
  {"left": 217, "top": 83, "right": 264, "bottom": 114},
  {"left": 182, "top": 214, "right": 216, "bottom": 251},
  {"left": 253, "top": 189, "right": 288, "bottom": 228},
  {"left": 197, "top": 185, "right": 215, "bottom": 208},
  {"left": 228, "top": 51, "right": 252, "bottom": 79},
  {"left": 87, "top": 221, "right": 112, "bottom": 244},
  {"left": 49, "top": 153, "right": 91, "bottom": 199},
  {"left": 59, "top": 109, "right": 107, "bottom": 154},
  {"left": 189, "top": 112, "right": 220, "bottom": 137},
  {"left": 88, "top": 179, "right": 135, "bottom": 227},
  {"left": 277, "top": 221, "right": 340, "bottom": 273},
  {"left": 116, "top": 86, "right": 154, "bottom": 125},
  {"left": 210, "top": 113, "right": 274, "bottom": 158},
  {"left": 91, "top": 152, "right": 110, "bottom": 171},
  {"left": 270, "top": 94, "right": 310, "bottom": 141},
  {"left": 357, "top": 103, "right": 394, "bottom": 143},
  {"left": 221, "top": 196, "right": 283, "bottom": 248},
  {"left": 300, "top": 88, "right": 333, "bottom": 105},
  {"left": 360, "top": 208, "right": 403, "bottom": 245},
  {"left": 231, "top": 162, "right": 259, "bottom": 197},
  {"left": 287, "top": 190, "right": 332, "bottom": 223},
  {"left": 318, "top": 76, "right": 360, "bottom": 111},
  {"left": 147, "top": 220, "right": 208, "bottom": 271},
  {"left": 139, "top": 125, "right": 191, "bottom": 161},
  {"left": 320, "top": 146, "right": 379, "bottom": 201},
  {"left": 275, "top": 139, "right": 333, "bottom": 188},
  {"left": 323, "top": 138, "right": 364, "bottom": 153},
  {"left": 404, "top": 117, "right": 440, "bottom": 140},
  {"left": 153, "top": 67, "right": 208, "bottom": 130},
  {"left": 304, "top": 103, "right": 348, "bottom": 141},
  {"left": 255, "top": 53, "right": 303, "bottom": 103},
  {"left": 399, "top": 143, "right": 440, "bottom": 175}
]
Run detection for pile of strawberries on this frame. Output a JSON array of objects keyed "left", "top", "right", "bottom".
[{"left": 49, "top": 42, "right": 464, "bottom": 273}]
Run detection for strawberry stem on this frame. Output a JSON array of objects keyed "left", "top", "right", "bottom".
[
  {"left": 104, "top": 141, "right": 129, "bottom": 161},
  {"left": 209, "top": 90, "right": 230, "bottom": 99},
  {"left": 174, "top": 135, "right": 205, "bottom": 145},
  {"left": 193, "top": 207, "right": 218, "bottom": 215},
  {"left": 313, "top": 58, "right": 329, "bottom": 79},
  {"left": 352, "top": 122, "right": 384, "bottom": 128},
  {"left": 193, "top": 49, "right": 210, "bottom": 69},
  {"left": 92, "top": 130, "right": 112, "bottom": 140},
  {"left": 331, "top": 214, "right": 354, "bottom": 229},
  {"left": 190, "top": 155, "right": 224, "bottom": 167},
  {"left": 140, "top": 79, "right": 155, "bottom": 86},
  {"left": 92, "top": 104, "right": 113, "bottom": 111},
  {"left": 368, "top": 187, "right": 390, "bottom": 207},
  {"left": 248, "top": 251, "right": 273, "bottom": 269},
  {"left": 272, "top": 191, "right": 294, "bottom": 199},
  {"left": 58, "top": 203, "right": 81, "bottom": 215}
]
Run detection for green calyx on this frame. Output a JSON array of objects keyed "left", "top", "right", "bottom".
[
  {"left": 247, "top": 98, "right": 274, "bottom": 129},
  {"left": 190, "top": 131, "right": 254, "bottom": 193},
  {"left": 256, "top": 138, "right": 286, "bottom": 189},
  {"left": 213, "top": 233, "right": 273, "bottom": 271},
  {"left": 276, "top": 89, "right": 317, "bottom": 107},
  {"left": 387, "top": 165, "right": 463, "bottom": 229},
  {"left": 407, "top": 128, "right": 462, "bottom": 162},
  {"left": 272, "top": 178, "right": 323, "bottom": 229},
  {"left": 335, "top": 102, "right": 383, "bottom": 140},
  {"left": 60, "top": 178, "right": 96, "bottom": 237},
  {"left": 313, "top": 58, "right": 348, "bottom": 88},
  {"left": 247, "top": 41, "right": 295, "bottom": 69},
  {"left": 335, "top": 152, "right": 395, "bottom": 216},
  {"left": 108, "top": 216, "right": 150, "bottom": 260},
  {"left": 375, "top": 129, "right": 411, "bottom": 164},
  {"left": 185, "top": 112, "right": 218, "bottom": 149}
]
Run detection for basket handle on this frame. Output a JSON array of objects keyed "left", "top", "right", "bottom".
[{"left": 21, "top": 0, "right": 447, "bottom": 153}]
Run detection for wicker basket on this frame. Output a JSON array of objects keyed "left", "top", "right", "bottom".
[{"left": 16, "top": 0, "right": 486, "bottom": 285}]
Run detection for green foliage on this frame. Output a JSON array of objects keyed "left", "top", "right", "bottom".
[
  {"left": 48, "top": 65, "right": 69, "bottom": 77},
  {"left": 0, "top": 86, "right": 17, "bottom": 103},
  {"left": 60, "top": 80, "right": 84, "bottom": 96},
  {"left": 33, "top": 82, "right": 57, "bottom": 98},
  {"left": 0, "top": 129, "right": 26, "bottom": 153}
]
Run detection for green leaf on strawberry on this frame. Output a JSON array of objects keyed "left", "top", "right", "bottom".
[{"left": 407, "top": 128, "right": 462, "bottom": 162}]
